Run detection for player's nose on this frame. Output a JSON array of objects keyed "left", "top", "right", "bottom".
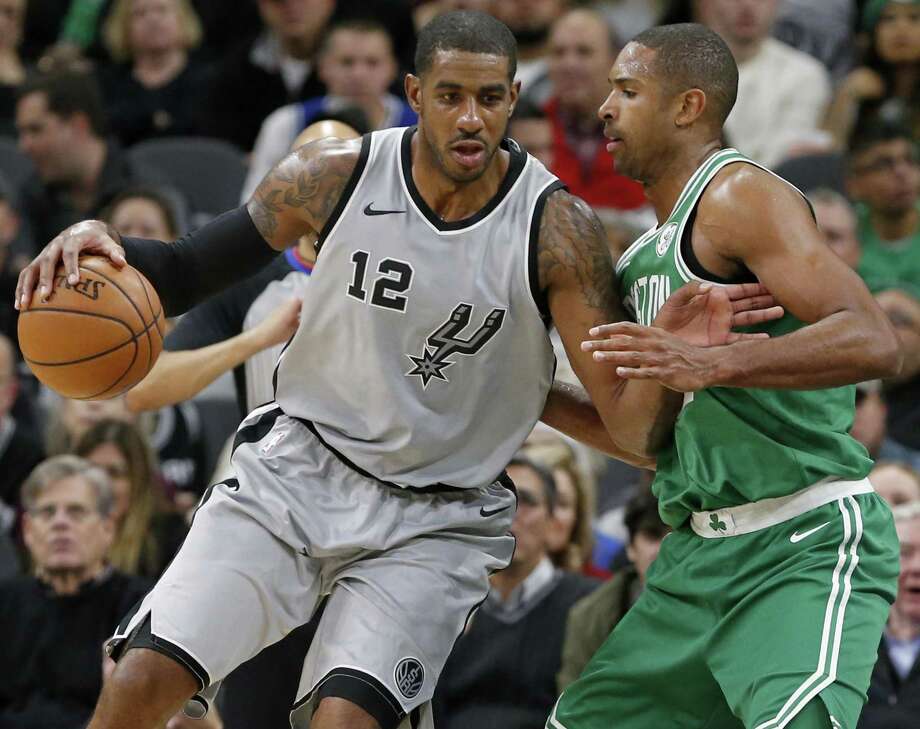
[{"left": 457, "top": 98, "right": 484, "bottom": 131}]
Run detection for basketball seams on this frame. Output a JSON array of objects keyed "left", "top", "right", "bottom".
[{"left": 83, "top": 261, "right": 155, "bottom": 372}]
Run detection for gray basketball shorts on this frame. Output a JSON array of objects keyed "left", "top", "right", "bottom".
[{"left": 106, "top": 403, "right": 516, "bottom": 729}]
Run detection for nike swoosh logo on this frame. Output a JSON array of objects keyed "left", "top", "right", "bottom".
[
  {"left": 363, "top": 203, "right": 406, "bottom": 216},
  {"left": 480, "top": 505, "right": 511, "bottom": 518},
  {"left": 790, "top": 521, "right": 831, "bottom": 544}
]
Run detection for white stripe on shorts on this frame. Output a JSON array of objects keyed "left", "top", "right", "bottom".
[{"left": 753, "top": 496, "right": 864, "bottom": 729}]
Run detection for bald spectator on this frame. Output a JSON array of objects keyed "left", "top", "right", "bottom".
[
  {"left": 544, "top": 8, "right": 647, "bottom": 214},
  {"left": 695, "top": 0, "right": 832, "bottom": 168},
  {"left": 202, "top": 0, "right": 335, "bottom": 151},
  {"left": 0, "top": 333, "right": 44, "bottom": 520},
  {"left": 809, "top": 187, "right": 863, "bottom": 270},
  {"left": 0, "top": 456, "right": 149, "bottom": 729},
  {"left": 859, "top": 500, "right": 920, "bottom": 729},
  {"left": 492, "top": 0, "right": 567, "bottom": 105}
]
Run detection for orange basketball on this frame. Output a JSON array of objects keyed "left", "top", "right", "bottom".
[{"left": 18, "top": 256, "right": 164, "bottom": 400}]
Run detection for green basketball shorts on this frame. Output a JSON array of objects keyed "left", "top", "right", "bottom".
[{"left": 549, "top": 480, "right": 899, "bottom": 729}]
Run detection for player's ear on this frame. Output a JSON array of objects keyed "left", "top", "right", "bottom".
[
  {"left": 405, "top": 74, "right": 422, "bottom": 114},
  {"left": 508, "top": 79, "right": 521, "bottom": 116},
  {"left": 675, "top": 88, "right": 706, "bottom": 128}
]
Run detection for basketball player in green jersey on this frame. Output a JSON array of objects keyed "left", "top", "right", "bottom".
[{"left": 549, "top": 24, "right": 903, "bottom": 729}]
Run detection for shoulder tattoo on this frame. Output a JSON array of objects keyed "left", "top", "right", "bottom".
[
  {"left": 537, "top": 190, "right": 619, "bottom": 320},
  {"left": 248, "top": 138, "right": 359, "bottom": 243}
]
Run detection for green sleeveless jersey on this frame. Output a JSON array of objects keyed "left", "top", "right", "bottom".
[{"left": 615, "top": 149, "right": 872, "bottom": 528}]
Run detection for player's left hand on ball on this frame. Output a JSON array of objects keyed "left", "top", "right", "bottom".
[
  {"left": 581, "top": 323, "right": 714, "bottom": 392},
  {"left": 15, "top": 220, "right": 126, "bottom": 310},
  {"left": 649, "top": 280, "right": 783, "bottom": 347}
]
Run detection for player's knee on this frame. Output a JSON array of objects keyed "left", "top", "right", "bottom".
[
  {"left": 106, "top": 647, "right": 200, "bottom": 704},
  {"left": 312, "top": 696, "right": 382, "bottom": 729}
]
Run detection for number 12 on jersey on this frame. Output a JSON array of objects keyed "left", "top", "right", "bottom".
[{"left": 347, "top": 250, "right": 415, "bottom": 313}]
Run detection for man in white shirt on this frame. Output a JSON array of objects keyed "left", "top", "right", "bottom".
[{"left": 696, "top": 0, "right": 832, "bottom": 168}]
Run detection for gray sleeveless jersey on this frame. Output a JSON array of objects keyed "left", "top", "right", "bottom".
[{"left": 274, "top": 126, "right": 562, "bottom": 489}]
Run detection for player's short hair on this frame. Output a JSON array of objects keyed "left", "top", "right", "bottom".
[
  {"left": 631, "top": 23, "right": 738, "bottom": 127},
  {"left": 21, "top": 454, "right": 114, "bottom": 517},
  {"left": 17, "top": 70, "right": 108, "bottom": 137},
  {"left": 508, "top": 455, "right": 557, "bottom": 513},
  {"left": 623, "top": 485, "right": 668, "bottom": 544},
  {"left": 415, "top": 10, "right": 517, "bottom": 82}
]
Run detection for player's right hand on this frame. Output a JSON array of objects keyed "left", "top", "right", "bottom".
[
  {"left": 253, "top": 297, "right": 303, "bottom": 349},
  {"left": 15, "top": 220, "right": 126, "bottom": 310}
]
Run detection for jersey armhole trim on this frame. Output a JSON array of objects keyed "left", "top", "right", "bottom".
[
  {"left": 527, "top": 180, "right": 567, "bottom": 324},
  {"left": 315, "top": 133, "right": 373, "bottom": 254}
]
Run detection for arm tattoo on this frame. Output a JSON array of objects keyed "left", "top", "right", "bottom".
[
  {"left": 538, "top": 191, "right": 621, "bottom": 323},
  {"left": 248, "top": 138, "right": 359, "bottom": 245}
]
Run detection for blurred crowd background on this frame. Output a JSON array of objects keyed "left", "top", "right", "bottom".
[{"left": 0, "top": 1, "right": 918, "bottom": 728}]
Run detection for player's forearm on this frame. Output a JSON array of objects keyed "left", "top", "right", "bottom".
[
  {"left": 702, "top": 310, "right": 902, "bottom": 389},
  {"left": 540, "top": 381, "right": 655, "bottom": 468},
  {"left": 600, "top": 379, "right": 682, "bottom": 460},
  {"left": 121, "top": 207, "right": 278, "bottom": 317},
  {"left": 126, "top": 331, "right": 264, "bottom": 412}
]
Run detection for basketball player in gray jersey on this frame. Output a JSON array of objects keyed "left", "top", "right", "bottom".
[{"left": 15, "top": 12, "right": 781, "bottom": 729}]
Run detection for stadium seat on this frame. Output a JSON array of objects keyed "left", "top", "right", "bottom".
[
  {"left": 774, "top": 152, "right": 847, "bottom": 196},
  {"left": 128, "top": 137, "right": 247, "bottom": 227}
]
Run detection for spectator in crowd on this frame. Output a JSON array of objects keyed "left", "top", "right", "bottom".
[
  {"left": 859, "top": 499, "right": 920, "bottom": 729},
  {"left": 852, "top": 381, "right": 889, "bottom": 459},
  {"left": 74, "top": 419, "right": 186, "bottom": 579},
  {"left": 825, "top": 0, "right": 920, "bottom": 149},
  {"left": 772, "top": 0, "right": 856, "bottom": 83},
  {"left": 201, "top": 0, "right": 335, "bottom": 152},
  {"left": 557, "top": 485, "right": 667, "bottom": 690},
  {"left": 523, "top": 433, "right": 597, "bottom": 575},
  {"left": 847, "top": 122, "right": 920, "bottom": 300},
  {"left": 491, "top": 0, "right": 566, "bottom": 105},
  {"left": 45, "top": 395, "right": 208, "bottom": 510},
  {"left": 809, "top": 187, "right": 863, "bottom": 270},
  {"left": 509, "top": 97, "right": 554, "bottom": 170},
  {"left": 544, "top": 8, "right": 647, "bottom": 214},
  {"left": 0, "top": 455, "right": 149, "bottom": 729},
  {"left": 0, "top": 332, "right": 43, "bottom": 521},
  {"left": 0, "top": 0, "right": 26, "bottom": 136},
  {"left": 871, "top": 461, "right": 920, "bottom": 507},
  {"left": 242, "top": 19, "right": 412, "bottom": 200},
  {"left": 434, "top": 457, "right": 596, "bottom": 729},
  {"left": 98, "top": 0, "right": 210, "bottom": 147},
  {"left": 694, "top": 0, "right": 831, "bottom": 168},
  {"left": 14, "top": 70, "right": 164, "bottom": 252},
  {"left": 102, "top": 185, "right": 182, "bottom": 241}
]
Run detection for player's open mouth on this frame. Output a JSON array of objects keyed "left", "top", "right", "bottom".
[
  {"left": 450, "top": 142, "right": 486, "bottom": 168},
  {"left": 606, "top": 138, "right": 623, "bottom": 153}
]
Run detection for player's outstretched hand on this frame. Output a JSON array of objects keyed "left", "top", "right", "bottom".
[
  {"left": 621, "top": 280, "right": 781, "bottom": 348},
  {"left": 15, "top": 220, "right": 126, "bottom": 311}
]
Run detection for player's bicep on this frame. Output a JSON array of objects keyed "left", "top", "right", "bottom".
[
  {"left": 703, "top": 175, "right": 876, "bottom": 324},
  {"left": 539, "top": 192, "right": 628, "bottom": 396},
  {"left": 246, "top": 136, "right": 360, "bottom": 250}
]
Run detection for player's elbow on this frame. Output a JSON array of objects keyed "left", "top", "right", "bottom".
[{"left": 867, "top": 325, "right": 903, "bottom": 380}]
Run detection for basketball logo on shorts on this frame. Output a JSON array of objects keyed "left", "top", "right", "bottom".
[
  {"left": 394, "top": 657, "right": 424, "bottom": 699},
  {"left": 656, "top": 223, "right": 678, "bottom": 257}
]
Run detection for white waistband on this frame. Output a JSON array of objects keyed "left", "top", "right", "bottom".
[{"left": 690, "top": 478, "right": 874, "bottom": 538}]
